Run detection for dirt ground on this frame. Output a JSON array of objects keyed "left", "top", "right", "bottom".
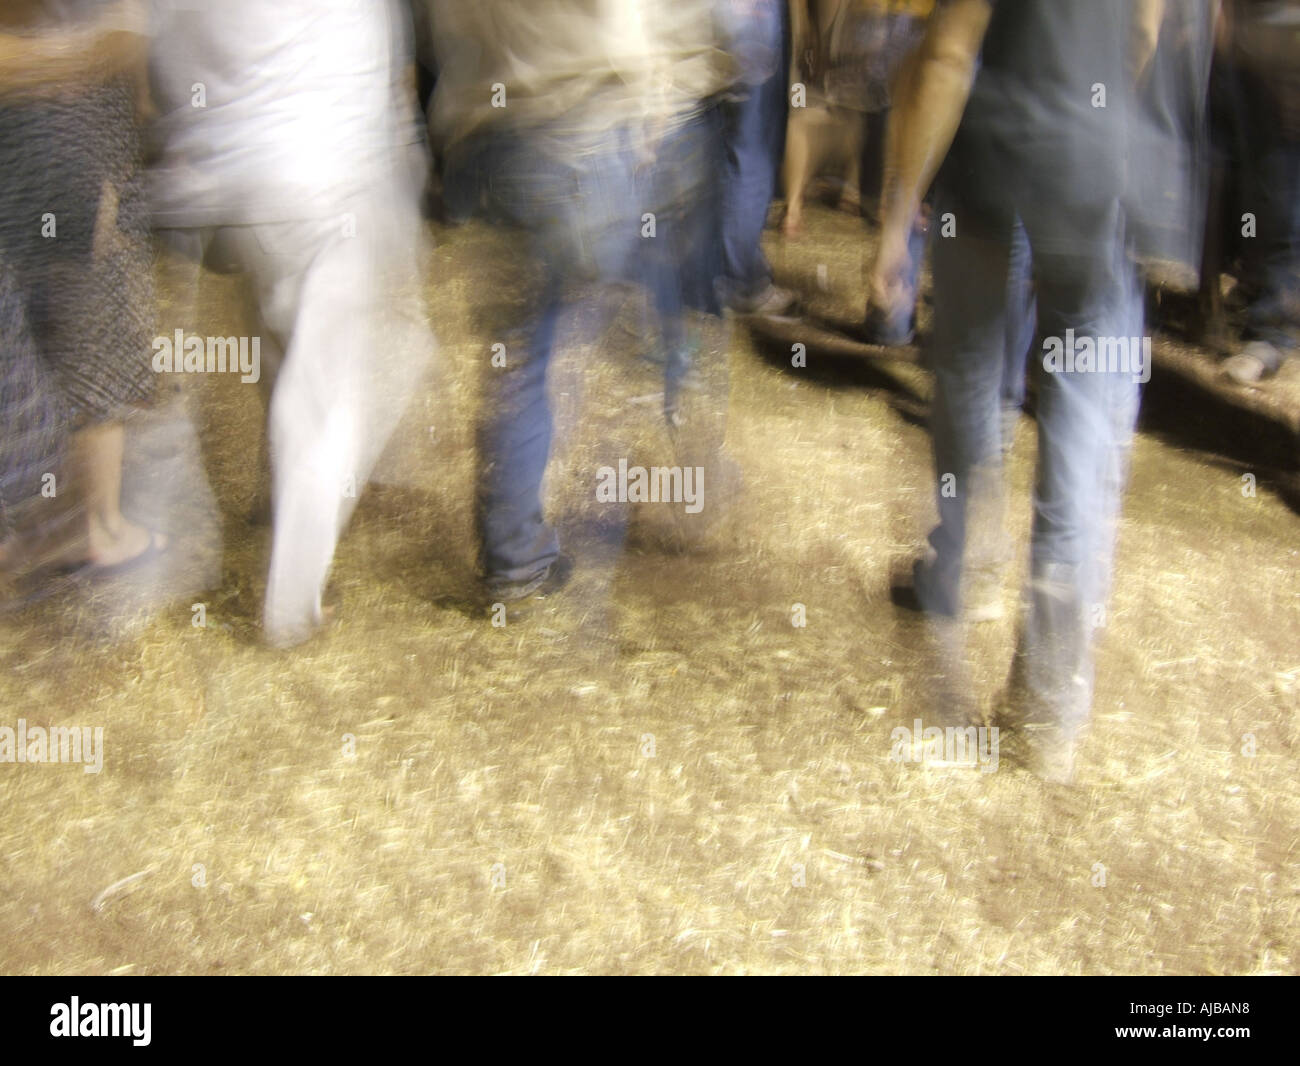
[{"left": 0, "top": 202, "right": 1296, "bottom": 975}]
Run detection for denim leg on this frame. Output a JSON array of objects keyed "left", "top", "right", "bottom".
[
  {"left": 1016, "top": 200, "right": 1140, "bottom": 721},
  {"left": 641, "top": 115, "right": 724, "bottom": 424},
  {"left": 718, "top": 0, "right": 788, "bottom": 300},
  {"left": 475, "top": 129, "right": 640, "bottom": 585},
  {"left": 1000, "top": 218, "right": 1036, "bottom": 453},
  {"left": 1242, "top": 139, "right": 1300, "bottom": 351},
  {"left": 923, "top": 195, "right": 1014, "bottom": 614},
  {"left": 476, "top": 285, "right": 563, "bottom": 587},
  {"left": 1025, "top": 206, "right": 1133, "bottom": 580}
]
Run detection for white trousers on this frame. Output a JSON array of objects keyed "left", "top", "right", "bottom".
[{"left": 159, "top": 174, "right": 434, "bottom": 646}]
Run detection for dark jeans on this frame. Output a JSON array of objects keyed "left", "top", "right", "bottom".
[
  {"left": 1219, "top": 60, "right": 1300, "bottom": 349},
  {"left": 1240, "top": 135, "right": 1300, "bottom": 350}
]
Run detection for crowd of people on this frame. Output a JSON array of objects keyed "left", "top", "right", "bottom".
[{"left": 0, "top": 0, "right": 1295, "bottom": 782}]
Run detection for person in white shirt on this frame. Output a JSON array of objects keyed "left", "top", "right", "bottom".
[{"left": 149, "top": 0, "right": 435, "bottom": 647}]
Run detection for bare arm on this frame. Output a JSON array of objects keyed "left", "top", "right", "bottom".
[
  {"left": 868, "top": 0, "right": 991, "bottom": 310},
  {"left": 1131, "top": 0, "right": 1166, "bottom": 85},
  {"left": 0, "top": 0, "right": 149, "bottom": 95},
  {"left": 878, "top": 0, "right": 990, "bottom": 256}
]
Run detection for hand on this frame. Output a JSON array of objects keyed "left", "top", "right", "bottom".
[{"left": 866, "top": 228, "right": 914, "bottom": 320}]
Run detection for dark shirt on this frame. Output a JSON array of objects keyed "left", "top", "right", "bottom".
[{"left": 941, "top": 0, "right": 1133, "bottom": 214}]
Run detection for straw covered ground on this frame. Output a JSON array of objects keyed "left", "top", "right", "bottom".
[{"left": 0, "top": 204, "right": 1296, "bottom": 974}]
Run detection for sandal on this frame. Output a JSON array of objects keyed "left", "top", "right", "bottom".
[{"left": 64, "top": 529, "right": 170, "bottom": 582}]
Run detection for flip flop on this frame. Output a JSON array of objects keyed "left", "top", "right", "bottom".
[
  {"left": 0, "top": 529, "right": 170, "bottom": 610},
  {"left": 64, "top": 529, "right": 170, "bottom": 582}
]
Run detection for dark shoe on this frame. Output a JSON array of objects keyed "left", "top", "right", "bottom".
[
  {"left": 888, "top": 575, "right": 927, "bottom": 614},
  {"left": 1222, "top": 340, "right": 1286, "bottom": 385},
  {"left": 860, "top": 303, "right": 915, "bottom": 347},
  {"left": 994, "top": 621, "right": 1092, "bottom": 786},
  {"left": 993, "top": 711, "right": 1082, "bottom": 785},
  {"left": 890, "top": 554, "right": 1006, "bottom": 622},
  {"left": 727, "top": 283, "right": 798, "bottom": 318},
  {"left": 481, "top": 552, "right": 574, "bottom": 621},
  {"left": 890, "top": 557, "right": 957, "bottom": 618}
]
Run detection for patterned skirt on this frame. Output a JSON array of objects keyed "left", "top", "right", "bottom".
[{"left": 0, "top": 80, "right": 155, "bottom": 423}]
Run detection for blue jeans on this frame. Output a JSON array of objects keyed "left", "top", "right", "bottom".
[
  {"left": 1001, "top": 219, "right": 1036, "bottom": 451},
  {"left": 717, "top": 0, "right": 788, "bottom": 302},
  {"left": 921, "top": 185, "right": 1141, "bottom": 722},
  {"left": 473, "top": 115, "right": 719, "bottom": 586}
]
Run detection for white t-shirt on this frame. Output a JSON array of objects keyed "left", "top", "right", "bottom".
[
  {"left": 427, "top": 0, "right": 734, "bottom": 148},
  {"left": 148, "top": 0, "right": 424, "bottom": 227}
]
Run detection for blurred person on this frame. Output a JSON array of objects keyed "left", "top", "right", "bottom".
[
  {"left": 425, "top": 0, "right": 736, "bottom": 613},
  {"left": 1213, "top": 0, "right": 1300, "bottom": 384},
  {"left": 869, "top": 0, "right": 1170, "bottom": 782},
  {"left": 715, "top": 0, "right": 797, "bottom": 316},
  {"left": 0, "top": 1, "right": 164, "bottom": 589},
  {"left": 1128, "top": 0, "right": 1215, "bottom": 274},
  {"left": 0, "top": 256, "right": 62, "bottom": 594},
  {"left": 781, "top": 0, "right": 931, "bottom": 239},
  {"left": 148, "top": 0, "right": 433, "bottom": 647}
]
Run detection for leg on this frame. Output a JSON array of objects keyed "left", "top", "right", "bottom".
[
  {"left": 476, "top": 286, "right": 563, "bottom": 590},
  {"left": 719, "top": 1, "right": 788, "bottom": 301},
  {"left": 839, "top": 111, "right": 865, "bottom": 213},
  {"left": 23, "top": 182, "right": 166, "bottom": 573},
  {"left": 1000, "top": 218, "right": 1036, "bottom": 454},
  {"left": 234, "top": 184, "right": 431, "bottom": 645},
  {"left": 856, "top": 108, "right": 887, "bottom": 221},
  {"left": 475, "top": 127, "right": 639, "bottom": 591},
  {"left": 1010, "top": 200, "right": 1141, "bottom": 772},
  {"left": 64, "top": 419, "right": 166, "bottom": 568},
  {"left": 781, "top": 108, "right": 817, "bottom": 237},
  {"left": 919, "top": 192, "right": 1014, "bottom": 616}
]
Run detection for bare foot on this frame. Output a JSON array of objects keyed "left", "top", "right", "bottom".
[{"left": 84, "top": 518, "right": 168, "bottom": 570}]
